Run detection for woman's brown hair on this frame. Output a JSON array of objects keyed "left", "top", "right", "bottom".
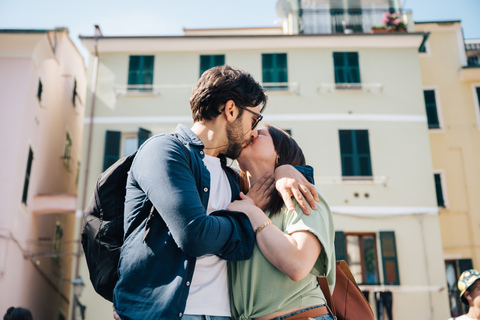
[{"left": 239, "top": 125, "right": 306, "bottom": 216}]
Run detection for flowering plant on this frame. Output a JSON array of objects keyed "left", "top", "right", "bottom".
[{"left": 379, "top": 12, "right": 407, "bottom": 31}]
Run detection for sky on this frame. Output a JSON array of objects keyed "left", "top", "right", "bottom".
[{"left": 1, "top": 0, "right": 479, "bottom": 63}]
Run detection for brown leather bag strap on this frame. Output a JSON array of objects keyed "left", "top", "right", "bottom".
[{"left": 318, "top": 276, "right": 336, "bottom": 316}]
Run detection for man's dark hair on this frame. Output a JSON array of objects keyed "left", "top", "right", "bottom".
[{"left": 190, "top": 65, "right": 267, "bottom": 122}]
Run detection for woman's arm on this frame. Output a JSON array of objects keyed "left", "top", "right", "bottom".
[{"left": 227, "top": 193, "right": 321, "bottom": 281}]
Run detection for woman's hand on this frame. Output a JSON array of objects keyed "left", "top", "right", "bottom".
[
  {"left": 275, "top": 165, "right": 319, "bottom": 214},
  {"left": 246, "top": 173, "right": 275, "bottom": 211},
  {"left": 228, "top": 193, "right": 270, "bottom": 230}
]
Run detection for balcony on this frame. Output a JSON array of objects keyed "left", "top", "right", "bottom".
[{"left": 300, "top": 8, "right": 410, "bottom": 34}]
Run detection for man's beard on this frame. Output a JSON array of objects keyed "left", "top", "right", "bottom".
[{"left": 224, "top": 117, "right": 248, "bottom": 159}]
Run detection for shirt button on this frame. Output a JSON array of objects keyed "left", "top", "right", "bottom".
[
  {"left": 186, "top": 281, "right": 190, "bottom": 286},
  {"left": 178, "top": 312, "right": 183, "bottom": 317},
  {"left": 200, "top": 151, "right": 204, "bottom": 155},
  {"left": 204, "top": 187, "right": 208, "bottom": 192}
]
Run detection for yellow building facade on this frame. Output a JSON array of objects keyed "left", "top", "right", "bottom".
[{"left": 415, "top": 21, "right": 480, "bottom": 317}]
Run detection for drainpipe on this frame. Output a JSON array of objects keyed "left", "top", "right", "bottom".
[{"left": 71, "top": 24, "right": 102, "bottom": 320}]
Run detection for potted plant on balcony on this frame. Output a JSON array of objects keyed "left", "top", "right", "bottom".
[{"left": 371, "top": 12, "right": 407, "bottom": 33}]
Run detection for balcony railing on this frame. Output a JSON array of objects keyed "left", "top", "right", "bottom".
[
  {"left": 466, "top": 42, "right": 480, "bottom": 67},
  {"left": 300, "top": 8, "right": 408, "bottom": 34}
]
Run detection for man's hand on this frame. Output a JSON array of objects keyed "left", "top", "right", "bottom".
[
  {"left": 275, "top": 165, "right": 319, "bottom": 214},
  {"left": 246, "top": 173, "right": 275, "bottom": 211}
]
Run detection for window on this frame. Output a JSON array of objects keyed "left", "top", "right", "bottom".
[
  {"left": 339, "top": 130, "right": 372, "bottom": 179},
  {"left": 329, "top": 0, "right": 363, "bottom": 33},
  {"left": 434, "top": 173, "right": 446, "bottom": 207},
  {"left": 128, "top": 55, "right": 154, "bottom": 91},
  {"left": 446, "top": 259, "right": 473, "bottom": 318},
  {"left": 335, "top": 231, "right": 400, "bottom": 285},
  {"left": 424, "top": 90, "right": 440, "bottom": 129},
  {"left": 62, "top": 132, "right": 72, "bottom": 170},
  {"left": 200, "top": 55, "right": 225, "bottom": 77},
  {"left": 72, "top": 79, "right": 77, "bottom": 107},
  {"left": 103, "top": 128, "right": 151, "bottom": 170},
  {"left": 262, "top": 53, "right": 288, "bottom": 90},
  {"left": 22, "top": 147, "right": 34, "bottom": 205},
  {"left": 476, "top": 87, "right": 480, "bottom": 118},
  {"left": 37, "top": 79, "right": 43, "bottom": 101},
  {"left": 333, "top": 52, "right": 361, "bottom": 84}
]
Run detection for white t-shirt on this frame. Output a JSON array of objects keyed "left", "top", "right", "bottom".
[
  {"left": 184, "top": 155, "right": 233, "bottom": 317},
  {"left": 449, "top": 315, "right": 477, "bottom": 320}
]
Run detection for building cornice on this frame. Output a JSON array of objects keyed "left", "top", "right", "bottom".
[{"left": 80, "top": 32, "right": 428, "bottom": 54}]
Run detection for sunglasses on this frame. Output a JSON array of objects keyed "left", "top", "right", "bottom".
[{"left": 237, "top": 105, "right": 263, "bottom": 130}]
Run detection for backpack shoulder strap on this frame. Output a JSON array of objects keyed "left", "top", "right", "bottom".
[{"left": 318, "top": 276, "right": 336, "bottom": 316}]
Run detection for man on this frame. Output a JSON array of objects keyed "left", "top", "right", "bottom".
[
  {"left": 113, "top": 66, "right": 318, "bottom": 320},
  {"left": 449, "top": 269, "right": 480, "bottom": 320}
]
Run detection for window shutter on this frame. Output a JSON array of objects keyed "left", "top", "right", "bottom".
[
  {"left": 138, "top": 128, "right": 152, "bottom": 148},
  {"left": 424, "top": 90, "right": 440, "bottom": 129},
  {"left": 347, "top": 52, "right": 361, "bottom": 83},
  {"left": 476, "top": 87, "right": 480, "bottom": 111},
  {"left": 434, "top": 173, "right": 445, "bottom": 207},
  {"left": 72, "top": 79, "right": 77, "bottom": 106},
  {"left": 276, "top": 53, "right": 288, "bottom": 83},
  {"left": 128, "top": 56, "right": 140, "bottom": 85},
  {"left": 37, "top": 79, "right": 43, "bottom": 101},
  {"left": 355, "top": 130, "right": 372, "bottom": 176},
  {"left": 380, "top": 231, "right": 400, "bottom": 285},
  {"left": 335, "top": 231, "right": 347, "bottom": 261},
  {"left": 200, "top": 55, "right": 225, "bottom": 77},
  {"left": 262, "top": 54, "right": 274, "bottom": 83},
  {"left": 333, "top": 52, "right": 345, "bottom": 83},
  {"left": 22, "top": 147, "right": 34, "bottom": 205},
  {"left": 458, "top": 259, "right": 473, "bottom": 273},
  {"left": 142, "top": 56, "right": 154, "bottom": 86},
  {"left": 103, "top": 131, "right": 121, "bottom": 171},
  {"left": 339, "top": 130, "right": 354, "bottom": 176}
]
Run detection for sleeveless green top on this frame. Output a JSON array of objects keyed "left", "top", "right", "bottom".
[{"left": 228, "top": 187, "right": 336, "bottom": 320}]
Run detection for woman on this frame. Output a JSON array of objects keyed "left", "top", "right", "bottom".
[{"left": 227, "top": 125, "right": 336, "bottom": 320}]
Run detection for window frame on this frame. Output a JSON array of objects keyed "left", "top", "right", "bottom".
[
  {"left": 433, "top": 169, "right": 449, "bottom": 209},
  {"left": 423, "top": 86, "right": 444, "bottom": 132},
  {"left": 344, "top": 232, "right": 381, "bottom": 285}
]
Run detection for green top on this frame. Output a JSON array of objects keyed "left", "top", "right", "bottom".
[{"left": 228, "top": 187, "right": 336, "bottom": 320}]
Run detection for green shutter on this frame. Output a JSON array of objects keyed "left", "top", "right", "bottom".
[
  {"left": 339, "top": 130, "right": 372, "bottom": 177},
  {"left": 22, "top": 147, "right": 34, "bottom": 205},
  {"left": 262, "top": 53, "right": 288, "bottom": 90},
  {"left": 380, "top": 231, "right": 400, "bottom": 285},
  {"left": 333, "top": 52, "right": 360, "bottom": 84},
  {"left": 262, "top": 54, "right": 274, "bottom": 83},
  {"left": 199, "top": 55, "right": 225, "bottom": 77},
  {"left": 103, "top": 131, "right": 121, "bottom": 171},
  {"left": 37, "top": 79, "right": 43, "bottom": 101},
  {"left": 128, "top": 56, "right": 154, "bottom": 90},
  {"left": 434, "top": 173, "right": 445, "bottom": 207},
  {"left": 335, "top": 231, "right": 347, "bottom": 261},
  {"left": 138, "top": 128, "right": 152, "bottom": 148},
  {"left": 72, "top": 79, "right": 77, "bottom": 106},
  {"left": 458, "top": 259, "right": 473, "bottom": 273},
  {"left": 476, "top": 87, "right": 480, "bottom": 112},
  {"left": 424, "top": 90, "right": 440, "bottom": 129}
]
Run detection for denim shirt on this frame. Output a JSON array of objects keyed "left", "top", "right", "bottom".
[{"left": 113, "top": 124, "right": 255, "bottom": 320}]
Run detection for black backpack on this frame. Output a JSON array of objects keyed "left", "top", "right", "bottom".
[{"left": 81, "top": 134, "right": 188, "bottom": 302}]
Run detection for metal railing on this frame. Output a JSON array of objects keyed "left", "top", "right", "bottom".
[{"left": 300, "top": 8, "right": 409, "bottom": 34}]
